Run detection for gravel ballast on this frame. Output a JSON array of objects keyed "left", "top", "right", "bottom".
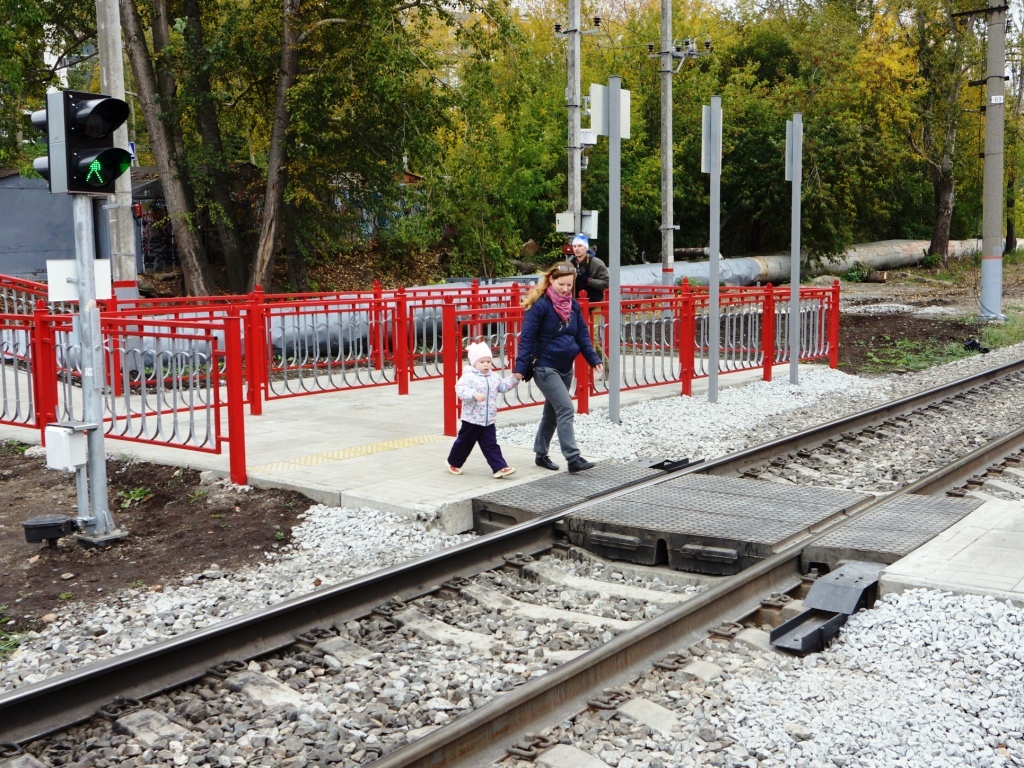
[{"left": 4, "top": 342, "right": 1024, "bottom": 765}]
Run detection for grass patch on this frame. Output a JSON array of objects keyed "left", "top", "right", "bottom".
[
  {"left": 861, "top": 337, "right": 971, "bottom": 373},
  {"left": 981, "top": 311, "right": 1024, "bottom": 348},
  {"left": 0, "top": 606, "right": 20, "bottom": 661}
]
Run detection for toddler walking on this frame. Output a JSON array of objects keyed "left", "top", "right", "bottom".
[{"left": 447, "top": 342, "right": 519, "bottom": 478}]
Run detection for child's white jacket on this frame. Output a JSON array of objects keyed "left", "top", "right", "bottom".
[{"left": 456, "top": 368, "right": 518, "bottom": 426}]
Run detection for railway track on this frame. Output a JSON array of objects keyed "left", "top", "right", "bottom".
[{"left": 3, "top": 357, "right": 1024, "bottom": 767}]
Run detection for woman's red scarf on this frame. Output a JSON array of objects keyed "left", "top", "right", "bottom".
[{"left": 546, "top": 286, "right": 572, "bottom": 323}]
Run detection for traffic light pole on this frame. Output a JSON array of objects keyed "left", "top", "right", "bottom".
[{"left": 72, "top": 194, "right": 123, "bottom": 545}]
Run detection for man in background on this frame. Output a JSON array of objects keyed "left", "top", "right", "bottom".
[{"left": 569, "top": 233, "right": 609, "bottom": 303}]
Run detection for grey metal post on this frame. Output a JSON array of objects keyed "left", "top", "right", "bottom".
[
  {"left": 608, "top": 76, "right": 622, "bottom": 423},
  {"left": 95, "top": 0, "right": 138, "bottom": 287},
  {"left": 567, "top": 0, "right": 582, "bottom": 232},
  {"left": 659, "top": 0, "right": 674, "bottom": 286},
  {"left": 703, "top": 97, "right": 722, "bottom": 403},
  {"left": 72, "top": 195, "right": 118, "bottom": 540},
  {"left": 980, "top": 0, "right": 1006, "bottom": 319},
  {"left": 786, "top": 114, "right": 803, "bottom": 384}
]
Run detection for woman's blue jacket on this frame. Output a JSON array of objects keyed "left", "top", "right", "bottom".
[{"left": 514, "top": 295, "right": 601, "bottom": 376}]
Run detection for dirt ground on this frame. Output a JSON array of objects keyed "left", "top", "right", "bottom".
[
  {"left": 2, "top": 262, "right": 1024, "bottom": 634},
  {"left": 0, "top": 450, "right": 311, "bottom": 631}
]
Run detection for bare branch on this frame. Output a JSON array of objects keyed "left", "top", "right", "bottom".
[{"left": 297, "top": 17, "right": 366, "bottom": 44}]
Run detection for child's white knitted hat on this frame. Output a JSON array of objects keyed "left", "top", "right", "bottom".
[{"left": 467, "top": 342, "right": 493, "bottom": 368}]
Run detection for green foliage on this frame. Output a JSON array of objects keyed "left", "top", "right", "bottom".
[
  {"left": 4, "top": 0, "right": 1013, "bottom": 284},
  {"left": 118, "top": 487, "right": 153, "bottom": 509},
  {"left": 980, "top": 312, "right": 1024, "bottom": 350},
  {"left": 843, "top": 261, "right": 873, "bottom": 282},
  {"left": 861, "top": 336, "right": 970, "bottom": 372},
  {"left": 0, "top": 606, "right": 19, "bottom": 662}
]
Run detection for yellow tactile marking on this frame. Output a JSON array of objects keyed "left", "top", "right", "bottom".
[{"left": 248, "top": 434, "right": 448, "bottom": 475}]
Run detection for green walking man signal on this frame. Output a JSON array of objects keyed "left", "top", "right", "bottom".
[{"left": 32, "top": 89, "right": 132, "bottom": 195}]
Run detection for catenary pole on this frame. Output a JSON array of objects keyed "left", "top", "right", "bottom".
[
  {"left": 95, "top": 0, "right": 138, "bottom": 288},
  {"left": 659, "top": 0, "right": 674, "bottom": 286},
  {"left": 980, "top": 0, "right": 1006, "bottom": 319},
  {"left": 567, "top": 0, "right": 582, "bottom": 233}
]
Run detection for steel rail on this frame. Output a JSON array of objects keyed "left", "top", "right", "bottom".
[
  {"left": 368, "top": 421, "right": 1024, "bottom": 768},
  {"left": 692, "top": 356, "right": 1024, "bottom": 477},
  {"left": 2, "top": 357, "right": 1022, "bottom": 745}
]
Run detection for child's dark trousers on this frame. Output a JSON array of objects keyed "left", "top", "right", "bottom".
[{"left": 447, "top": 422, "right": 507, "bottom": 472}]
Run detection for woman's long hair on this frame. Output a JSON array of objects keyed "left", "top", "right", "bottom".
[{"left": 522, "top": 261, "right": 575, "bottom": 310}]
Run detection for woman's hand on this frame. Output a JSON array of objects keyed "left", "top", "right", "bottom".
[
  {"left": 594, "top": 363, "right": 604, "bottom": 375},
  {"left": 514, "top": 372, "right": 524, "bottom": 381}
]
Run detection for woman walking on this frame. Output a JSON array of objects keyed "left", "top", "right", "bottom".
[{"left": 514, "top": 262, "right": 604, "bottom": 472}]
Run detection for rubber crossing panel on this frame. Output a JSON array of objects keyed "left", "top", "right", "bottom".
[
  {"left": 472, "top": 463, "right": 661, "bottom": 533},
  {"left": 564, "top": 475, "right": 871, "bottom": 575},
  {"left": 801, "top": 494, "right": 984, "bottom": 572}
]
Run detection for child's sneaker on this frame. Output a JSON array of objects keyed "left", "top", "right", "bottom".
[
  {"left": 493, "top": 467, "right": 516, "bottom": 479},
  {"left": 447, "top": 464, "right": 463, "bottom": 475}
]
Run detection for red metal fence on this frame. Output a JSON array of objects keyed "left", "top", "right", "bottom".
[{"left": 0, "top": 274, "right": 840, "bottom": 481}]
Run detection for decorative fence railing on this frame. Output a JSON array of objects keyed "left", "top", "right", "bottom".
[
  {"left": 0, "top": 275, "right": 839, "bottom": 480},
  {"left": 440, "top": 282, "right": 840, "bottom": 436}
]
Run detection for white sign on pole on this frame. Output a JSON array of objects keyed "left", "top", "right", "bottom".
[
  {"left": 589, "top": 84, "right": 631, "bottom": 139},
  {"left": 46, "top": 259, "right": 113, "bottom": 302}
]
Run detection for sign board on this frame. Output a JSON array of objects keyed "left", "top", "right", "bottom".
[
  {"left": 46, "top": 259, "right": 112, "bottom": 302},
  {"left": 555, "top": 210, "right": 600, "bottom": 238},
  {"left": 589, "top": 84, "right": 631, "bottom": 139}
]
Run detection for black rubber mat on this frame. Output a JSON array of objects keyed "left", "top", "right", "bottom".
[
  {"left": 801, "top": 494, "right": 984, "bottom": 572},
  {"left": 472, "top": 463, "right": 661, "bottom": 533},
  {"left": 565, "top": 475, "right": 870, "bottom": 575}
]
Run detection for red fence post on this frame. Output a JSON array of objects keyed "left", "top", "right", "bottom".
[
  {"left": 30, "top": 301, "right": 55, "bottom": 432},
  {"left": 828, "top": 279, "right": 841, "bottom": 368},
  {"left": 246, "top": 287, "right": 265, "bottom": 416},
  {"left": 224, "top": 308, "right": 248, "bottom": 485},
  {"left": 442, "top": 299, "right": 458, "bottom": 436},
  {"left": 574, "top": 354, "right": 590, "bottom": 415},
  {"left": 762, "top": 284, "right": 776, "bottom": 382},
  {"left": 678, "top": 283, "right": 695, "bottom": 397},
  {"left": 395, "top": 287, "right": 410, "bottom": 395}
]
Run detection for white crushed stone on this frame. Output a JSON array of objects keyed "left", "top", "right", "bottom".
[{"left": 4, "top": 340, "right": 1024, "bottom": 766}]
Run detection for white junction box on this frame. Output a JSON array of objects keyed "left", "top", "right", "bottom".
[{"left": 45, "top": 424, "right": 88, "bottom": 471}]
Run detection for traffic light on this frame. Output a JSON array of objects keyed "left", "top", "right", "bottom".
[{"left": 30, "top": 90, "right": 132, "bottom": 195}]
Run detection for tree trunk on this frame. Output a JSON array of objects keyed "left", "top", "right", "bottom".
[
  {"left": 151, "top": 0, "right": 187, "bottom": 161},
  {"left": 284, "top": 202, "right": 309, "bottom": 292},
  {"left": 249, "top": 0, "right": 301, "bottom": 292},
  {"left": 183, "top": 0, "right": 251, "bottom": 293},
  {"left": 1007, "top": 176, "right": 1017, "bottom": 254},
  {"left": 121, "top": 0, "right": 217, "bottom": 296},
  {"left": 928, "top": 157, "right": 954, "bottom": 258}
]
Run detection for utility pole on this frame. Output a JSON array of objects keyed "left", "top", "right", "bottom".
[
  {"left": 650, "top": 22, "right": 710, "bottom": 287},
  {"left": 659, "top": 0, "right": 674, "bottom": 287},
  {"left": 95, "top": 0, "right": 138, "bottom": 289},
  {"left": 566, "top": 0, "right": 582, "bottom": 234},
  {"left": 980, "top": 0, "right": 1007, "bottom": 319},
  {"left": 555, "top": 6, "right": 600, "bottom": 237}
]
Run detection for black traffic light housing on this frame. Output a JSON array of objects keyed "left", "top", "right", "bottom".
[{"left": 31, "top": 90, "right": 132, "bottom": 195}]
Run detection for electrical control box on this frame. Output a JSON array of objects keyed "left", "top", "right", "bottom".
[{"left": 45, "top": 424, "right": 88, "bottom": 471}]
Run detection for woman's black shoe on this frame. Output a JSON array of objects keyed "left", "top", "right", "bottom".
[
  {"left": 535, "top": 455, "right": 559, "bottom": 471},
  {"left": 568, "top": 458, "right": 596, "bottom": 473}
]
